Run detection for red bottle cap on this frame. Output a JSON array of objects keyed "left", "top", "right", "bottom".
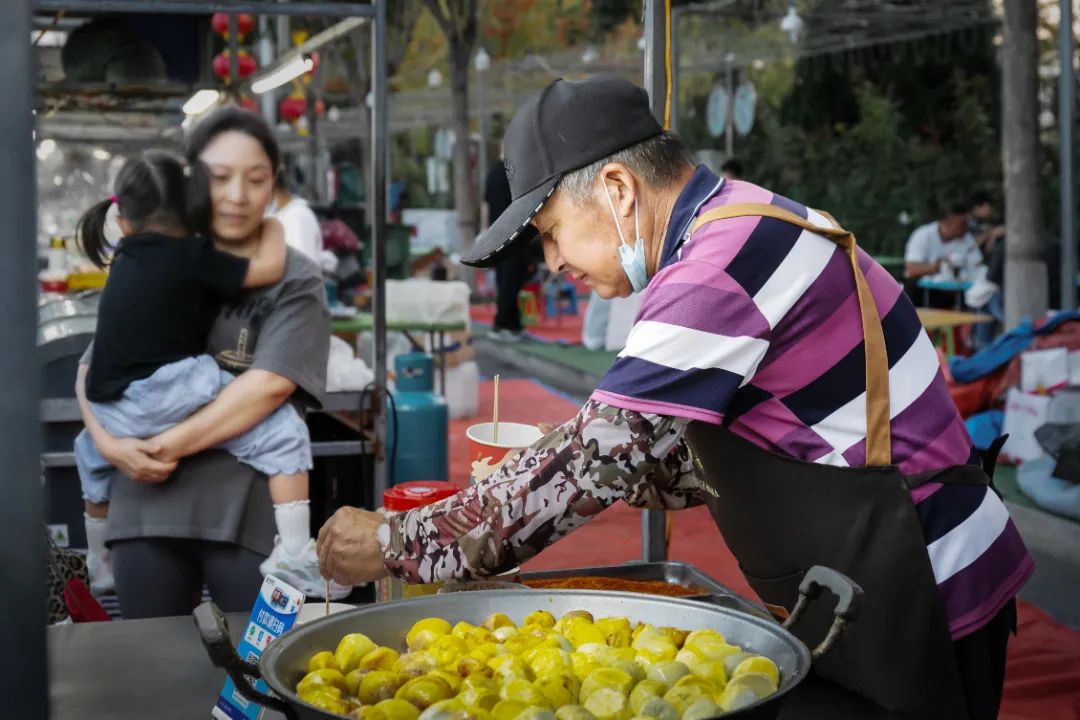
[{"left": 383, "top": 481, "right": 460, "bottom": 511}]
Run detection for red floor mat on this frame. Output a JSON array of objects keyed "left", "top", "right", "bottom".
[{"left": 450, "top": 379, "right": 1080, "bottom": 717}]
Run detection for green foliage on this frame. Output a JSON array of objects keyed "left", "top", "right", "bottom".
[{"left": 677, "top": 28, "right": 1005, "bottom": 256}]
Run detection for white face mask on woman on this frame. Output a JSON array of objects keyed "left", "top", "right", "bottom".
[{"left": 604, "top": 188, "right": 648, "bottom": 293}]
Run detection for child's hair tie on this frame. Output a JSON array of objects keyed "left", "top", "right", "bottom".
[{"left": 109, "top": 195, "right": 118, "bottom": 205}]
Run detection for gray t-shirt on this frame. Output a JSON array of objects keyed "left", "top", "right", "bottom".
[{"left": 87, "top": 248, "right": 330, "bottom": 555}]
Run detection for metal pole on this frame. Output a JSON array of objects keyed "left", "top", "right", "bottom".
[
  {"left": 725, "top": 54, "right": 735, "bottom": 159},
  {"left": 228, "top": 14, "right": 239, "bottom": 91},
  {"left": 670, "top": 8, "right": 681, "bottom": 133},
  {"left": 1060, "top": 0, "right": 1076, "bottom": 310},
  {"left": 257, "top": 17, "right": 276, "bottom": 124},
  {"left": 371, "top": 0, "right": 390, "bottom": 496},
  {"left": 641, "top": 0, "right": 669, "bottom": 563},
  {"left": 0, "top": 0, "right": 46, "bottom": 715},
  {"left": 477, "top": 68, "right": 488, "bottom": 206}
]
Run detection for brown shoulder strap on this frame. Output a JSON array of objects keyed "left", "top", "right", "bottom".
[{"left": 691, "top": 202, "right": 892, "bottom": 466}]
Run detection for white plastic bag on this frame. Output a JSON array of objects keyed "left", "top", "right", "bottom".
[
  {"left": 326, "top": 335, "right": 374, "bottom": 391},
  {"left": 386, "top": 279, "right": 470, "bottom": 327},
  {"left": 1001, "top": 388, "right": 1052, "bottom": 462},
  {"left": 433, "top": 361, "right": 479, "bottom": 419},
  {"left": 1020, "top": 348, "right": 1069, "bottom": 393}
]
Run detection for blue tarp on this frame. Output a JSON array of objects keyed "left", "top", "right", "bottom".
[{"left": 949, "top": 311, "right": 1080, "bottom": 384}]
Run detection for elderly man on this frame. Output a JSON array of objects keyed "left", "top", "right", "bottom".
[{"left": 318, "top": 76, "right": 1029, "bottom": 720}]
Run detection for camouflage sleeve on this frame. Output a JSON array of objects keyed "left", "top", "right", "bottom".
[{"left": 376, "top": 400, "right": 704, "bottom": 583}]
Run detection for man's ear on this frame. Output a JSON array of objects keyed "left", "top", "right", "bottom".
[{"left": 597, "top": 163, "right": 637, "bottom": 218}]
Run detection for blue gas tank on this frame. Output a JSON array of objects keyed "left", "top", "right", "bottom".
[{"left": 388, "top": 352, "right": 449, "bottom": 484}]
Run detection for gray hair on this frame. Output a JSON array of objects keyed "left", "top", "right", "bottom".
[{"left": 557, "top": 131, "right": 693, "bottom": 204}]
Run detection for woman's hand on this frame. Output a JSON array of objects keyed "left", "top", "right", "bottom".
[
  {"left": 100, "top": 437, "right": 177, "bottom": 483},
  {"left": 317, "top": 507, "right": 389, "bottom": 586}
]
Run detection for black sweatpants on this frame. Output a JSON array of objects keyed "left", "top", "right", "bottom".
[
  {"left": 493, "top": 254, "right": 532, "bottom": 332},
  {"left": 954, "top": 597, "right": 1017, "bottom": 720},
  {"left": 111, "top": 538, "right": 265, "bottom": 619}
]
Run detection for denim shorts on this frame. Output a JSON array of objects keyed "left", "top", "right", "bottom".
[{"left": 75, "top": 355, "right": 312, "bottom": 503}]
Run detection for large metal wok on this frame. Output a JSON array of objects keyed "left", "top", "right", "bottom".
[{"left": 196, "top": 567, "right": 861, "bottom": 720}]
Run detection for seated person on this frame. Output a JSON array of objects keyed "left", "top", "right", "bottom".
[
  {"left": 904, "top": 202, "right": 982, "bottom": 281},
  {"left": 904, "top": 203, "right": 983, "bottom": 308}
]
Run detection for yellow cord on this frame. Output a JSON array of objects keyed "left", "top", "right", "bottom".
[{"left": 663, "top": 0, "right": 673, "bottom": 129}]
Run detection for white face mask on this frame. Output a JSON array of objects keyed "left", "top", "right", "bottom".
[{"left": 604, "top": 187, "right": 648, "bottom": 293}]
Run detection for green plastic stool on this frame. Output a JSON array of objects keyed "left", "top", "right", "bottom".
[{"left": 517, "top": 290, "right": 540, "bottom": 327}]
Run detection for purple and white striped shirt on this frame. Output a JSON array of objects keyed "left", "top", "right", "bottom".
[{"left": 594, "top": 168, "right": 1032, "bottom": 639}]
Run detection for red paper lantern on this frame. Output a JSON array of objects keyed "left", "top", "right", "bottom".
[
  {"left": 212, "top": 51, "right": 258, "bottom": 80},
  {"left": 211, "top": 13, "right": 254, "bottom": 36},
  {"left": 279, "top": 95, "right": 308, "bottom": 122}
]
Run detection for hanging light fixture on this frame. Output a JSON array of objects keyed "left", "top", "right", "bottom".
[{"left": 780, "top": 2, "right": 803, "bottom": 44}]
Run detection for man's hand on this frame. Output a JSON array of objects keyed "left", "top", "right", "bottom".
[
  {"left": 101, "top": 437, "right": 177, "bottom": 483},
  {"left": 317, "top": 507, "right": 390, "bottom": 586}
]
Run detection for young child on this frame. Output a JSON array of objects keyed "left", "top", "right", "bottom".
[{"left": 73, "top": 151, "right": 347, "bottom": 600}]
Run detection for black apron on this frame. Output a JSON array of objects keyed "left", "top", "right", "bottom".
[{"left": 683, "top": 203, "right": 992, "bottom": 719}]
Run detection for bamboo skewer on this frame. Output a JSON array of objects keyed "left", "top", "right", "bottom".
[{"left": 493, "top": 375, "right": 501, "bottom": 444}]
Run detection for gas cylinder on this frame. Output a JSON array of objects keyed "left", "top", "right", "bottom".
[{"left": 388, "top": 352, "right": 448, "bottom": 483}]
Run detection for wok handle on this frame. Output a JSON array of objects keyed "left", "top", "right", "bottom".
[
  {"left": 193, "top": 602, "right": 298, "bottom": 720},
  {"left": 781, "top": 566, "right": 864, "bottom": 659}
]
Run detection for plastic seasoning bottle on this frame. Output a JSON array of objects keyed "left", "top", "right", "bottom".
[{"left": 376, "top": 480, "right": 460, "bottom": 603}]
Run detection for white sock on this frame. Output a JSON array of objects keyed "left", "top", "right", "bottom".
[
  {"left": 84, "top": 513, "right": 108, "bottom": 562},
  {"left": 274, "top": 500, "right": 311, "bottom": 557}
]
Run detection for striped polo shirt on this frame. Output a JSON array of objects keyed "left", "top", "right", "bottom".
[{"left": 593, "top": 166, "right": 1033, "bottom": 639}]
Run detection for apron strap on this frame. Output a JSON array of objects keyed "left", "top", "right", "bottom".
[{"left": 690, "top": 203, "right": 892, "bottom": 466}]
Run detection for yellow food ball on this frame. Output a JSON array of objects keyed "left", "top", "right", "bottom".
[
  {"left": 554, "top": 705, "right": 598, "bottom": 720},
  {"left": 308, "top": 651, "right": 340, "bottom": 674},
  {"left": 524, "top": 611, "right": 556, "bottom": 629},
  {"left": 429, "top": 636, "right": 470, "bottom": 668},
  {"left": 516, "top": 708, "right": 556, "bottom": 720},
  {"left": 458, "top": 687, "right": 501, "bottom": 712},
  {"left": 358, "top": 671, "right": 411, "bottom": 705},
  {"left": 731, "top": 656, "right": 780, "bottom": 687},
  {"left": 416, "top": 698, "right": 465, "bottom": 720},
  {"left": 491, "top": 699, "right": 529, "bottom": 720},
  {"left": 571, "top": 653, "right": 601, "bottom": 682},
  {"left": 354, "top": 704, "right": 387, "bottom": 720},
  {"left": 563, "top": 619, "right": 606, "bottom": 649},
  {"left": 609, "top": 661, "right": 644, "bottom": 686},
  {"left": 527, "top": 648, "right": 573, "bottom": 677},
  {"left": 461, "top": 673, "right": 500, "bottom": 693},
  {"left": 690, "top": 660, "right": 728, "bottom": 689},
  {"left": 454, "top": 656, "right": 491, "bottom": 679},
  {"left": 631, "top": 627, "right": 676, "bottom": 662},
  {"left": 684, "top": 636, "right": 739, "bottom": 664},
  {"left": 336, "top": 634, "right": 379, "bottom": 674},
  {"left": 674, "top": 649, "right": 703, "bottom": 675},
  {"left": 407, "top": 619, "right": 454, "bottom": 652},
  {"left": 429, "top": 669, "right": 463, "bottom": 692},
  {"left": 579, "top": 668, "right": 634, "bottom": 703},
  {"left": 504, "top": 635, "right": 542, "bottom": 657},
  {"left": 375, "top": 699, "right": 422, "bottom": 720},
  {"left": 535, "top": 673, "right": 581, "bottom": 708},
  {"left": 658, "top": 628, "right": 689, "bottom": 649},
  {"left": 716, "top": 672, "right": 776, "bottom": 713},
  {"left": 298, "top": 668, "right": 349, "bottom": 695},
  {"left": 635, "top": 697, "right": 678, "bottom": 720},
  {"left": 396, "top": 674, "right": 454, "bottom": 709},
  {"left": 645, "top": 662, "right": 690, "bottom": 690},
  {"left": 482, "top": 613, "right": 516, "bottom": 632},
  {"left": 300, "top": 686, "right": 351, "bottom": 715},
  {"left": 345, "top": 668, "right": 367, "bottom": 696},
  {"left": 662, "top": 677, "right": 717, "bottom": 716},
  {"left": 499, "top": 679, "right": 549, "bottom": 708},
  {"left": 396, "top": 652, "right": 439, "bottom": 677},
  {"left": 681, "top": 698, "right": 722, "bottom": 720},
  {"left": 583, "top": 688, "right": 630, "bottom": 720},
  {"left": 593, "top": 618, "right": 632, "bottom": 648},
  {"left": 363, "top": 647, "right": 403, "bottom": 672},
  {"left": 628, "top": 680, "right": 667, "bottom": 715}
]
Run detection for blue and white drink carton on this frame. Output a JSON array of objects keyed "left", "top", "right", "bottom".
[{"left": 212, "top": 575, "right": 306, "bottom": 720}]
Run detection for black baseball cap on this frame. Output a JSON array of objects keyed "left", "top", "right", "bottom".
[{"left": 462, "top": 75, "right": 662, "bottom": 267}]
